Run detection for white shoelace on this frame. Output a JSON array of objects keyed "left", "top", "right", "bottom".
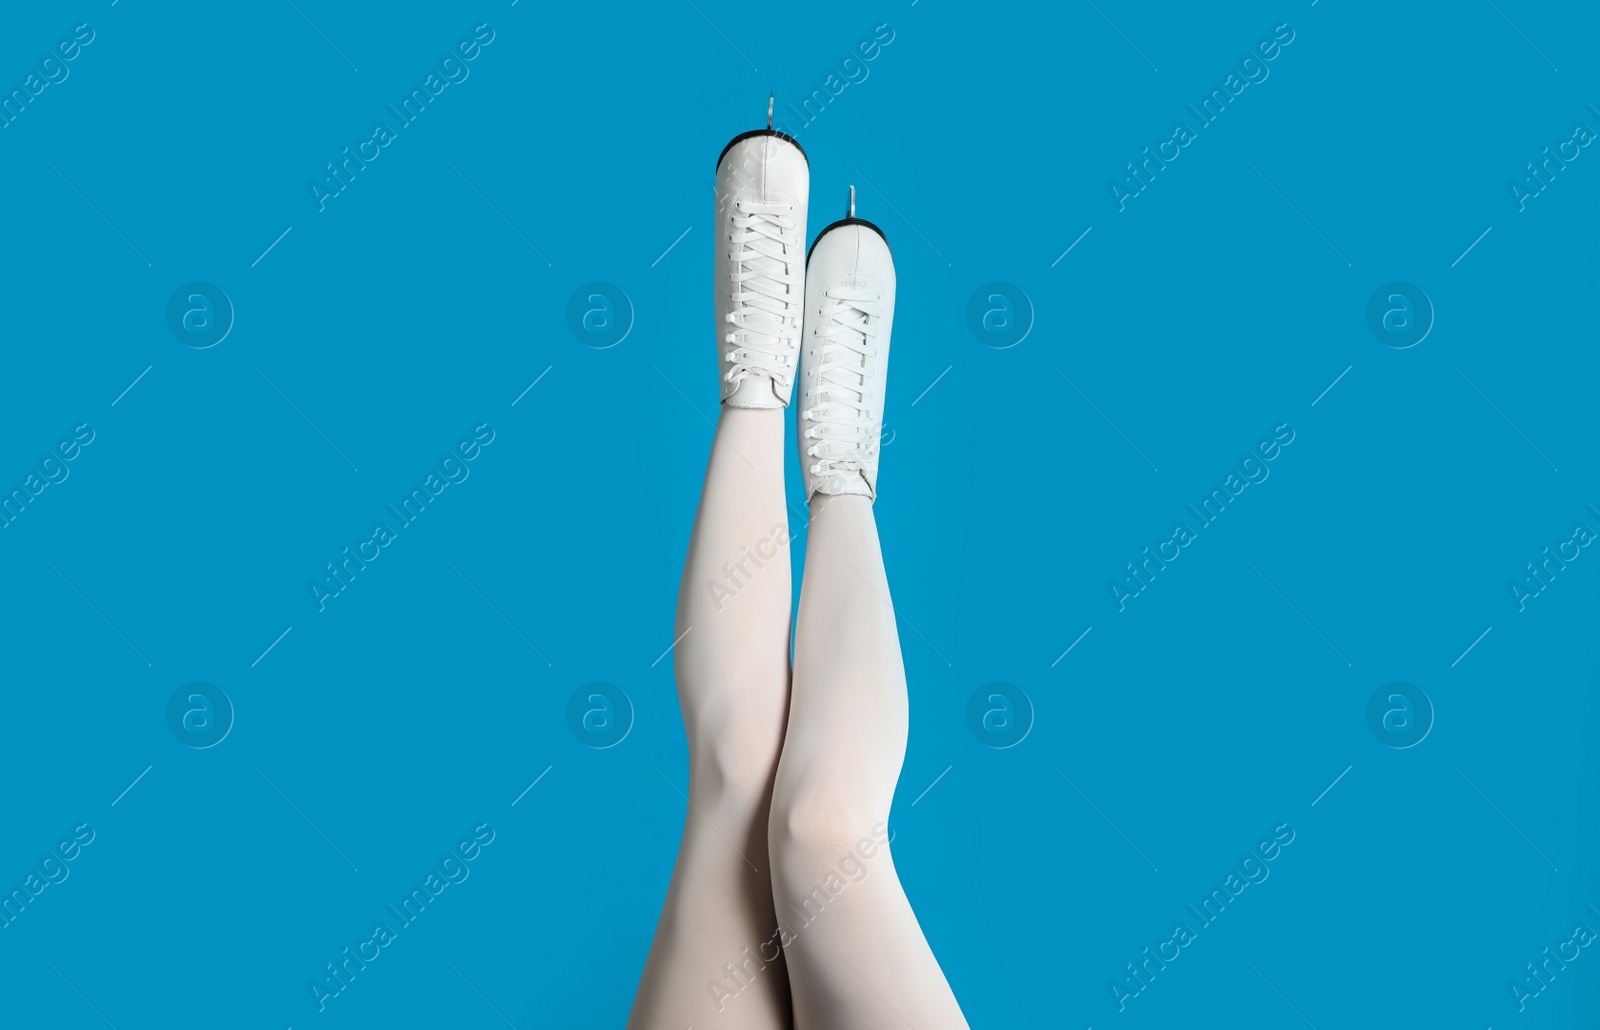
[
  {"left": 725, "top": 200, "right": 800, "bottom": 390},
  {"left": 804, "top": 286, "right": 882, "bottom": 479}
]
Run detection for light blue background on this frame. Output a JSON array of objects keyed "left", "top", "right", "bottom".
[{"left": 1, "top": 1, "right": 1596, "bottom": 1026}]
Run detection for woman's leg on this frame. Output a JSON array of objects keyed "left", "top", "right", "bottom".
[
  {"left": 628, "top": 125, "right": 809, "bottom": 1029},
  {"left": 626, "top": 408, "right": 794, "bottom": 1030},
  {"left": 768, "top": 215, "right": 968, "bottom": 1028},
  {"left": 767, "top": 495, "right": 968, "bottom": 1029}
]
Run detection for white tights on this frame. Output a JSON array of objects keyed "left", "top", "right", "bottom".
[{"left": 628, "top": 407, "right": 968, "bottom": 1030}]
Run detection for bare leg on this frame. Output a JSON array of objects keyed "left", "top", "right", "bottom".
[
  {"left": 768, "top": 494, "right": 969, "bottom": 1029},
  {"left": 627, "top": 407, "right": 794, "bottom": 1029}
]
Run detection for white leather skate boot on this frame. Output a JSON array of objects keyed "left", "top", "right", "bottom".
[
  {"left": 799, "top": 187, "right": 896, "bottom": 502},
  {"left": 715, "top": 100, "right": 809, "bottom": 408}
]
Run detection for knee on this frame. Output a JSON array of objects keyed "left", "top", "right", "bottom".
[
  {"left": 685, "top": 707, "right": 784, "bottom": 807},
  {"left": 769, "top": 780, "right": 894, "bottom": 912},
  {"left": 692, "top": 741, "right": 774, "bottom": 809},
  {"left": 769, "top": 760, "right": 893, "bottom": 862}
]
